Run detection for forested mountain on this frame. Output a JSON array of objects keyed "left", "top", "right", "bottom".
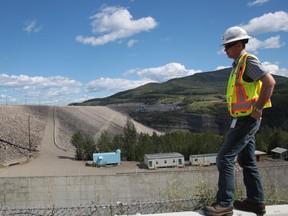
[{"left": 71, "top": 68, "right": 288, "bottom": 134}]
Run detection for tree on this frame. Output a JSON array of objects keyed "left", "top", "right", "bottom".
[
  {"left": 122, "top": 119, "right": 137, "bottom": 161},
  {"left": 112, "top": 134, "right": 123, "bottom": 152},
  {"left": 268, "top": 128, "right": 288, "bottom": 153},
  {"left": 71, "top": 131, "right": 85, "bottom": 160},
  {"left": 71, "top": 131, "right": 96, "bottom": 160},
  {"left": 83, "top": 136, "right": 96, "bottom": 160},
  {"left": 97, "top": 131, "right": 111, "bottom": 152}
]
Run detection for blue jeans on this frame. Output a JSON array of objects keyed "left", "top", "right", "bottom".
[{"left": 216, "top": 116, "right": 264, "bottom": 207}]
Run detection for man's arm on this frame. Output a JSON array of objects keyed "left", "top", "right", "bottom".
[{"left": 250, "top": 73, "right": 276, "bottom": 120}]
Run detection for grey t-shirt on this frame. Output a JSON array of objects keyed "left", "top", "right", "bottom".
[
  {"left": 233, "top": 52, "right": 268, "bottom": 82},
  {"left": 245, "top": 56, "right": 269, "bottom": 81}
]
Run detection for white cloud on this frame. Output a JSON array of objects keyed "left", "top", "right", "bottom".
[
  {"left": 218, "top": 11, "right": 287, "bottom": 54},
  {"left": 127, "top": 39, "right": 138, "bottom": 47},
  {"left": 0, "top": 74, "right": 81, "bottom": 88},
  {"left": 0, "top": 74, "right": 82, "bottom": 104},
  {"left": 215, "top": 61, "right": 288, "bottom": 78},
  {"left": 216, "top": 66, "right": 230, "bottom": 70},
  {"left": 0, "top": 94, "right": 15, "bottom": 102},
  {"left": 262, "top": 62, "right": 280, "bottom": 75},
  {"left": 241, "top": 11, "right": 288, "bottom": 35},
  {"left": 247, "top": 0, "right": 270, "bottom": 7},
  {"left": 276, "top": 68, "right": 288, "bottom": 77},
  {"left": 23, "top": 20, "right": 42, "bottom": 33},
  {"left": 86, "top": 78, "right": 150, "bottom": 93},
  {"left": 2, "top": 62, "right": 286, "bottom": 106},
  {"left": 246, "top": 36, "right": 283, "bottom": 53},
  {"left": 76, "top": 6, "right": 158, "bottom": 46},
  {"left": 1, "top": 63, "right": 201, "bottom": 104},
  {"left": 262, "top": 62, "right": 288, "bottom": 77},
  {"left": 47, "top": 87, "right": 81, "bottom": 97},
  {"left": 85, "top": 63, "right": 201, "bottom": 95},
  {"left": 125, "top": 63, "right": 201, "bottom": 82}
]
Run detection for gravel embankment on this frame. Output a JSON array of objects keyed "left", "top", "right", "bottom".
[
  {"left": 0, "top": 104, "right": 160, "bottom": 172},
  {"left": 0, "top": 105, "right": 48, "bottom": 149}
]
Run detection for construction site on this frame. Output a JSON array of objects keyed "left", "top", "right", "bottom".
[{"left": 0, "top": 105, "right": 288, "bottom": 215}]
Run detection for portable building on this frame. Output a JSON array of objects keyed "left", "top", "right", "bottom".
[
  {"left": 271, "top": 147, "right": 288, "bottom": 160},
  {"left": 144, "top": 152, "right": 184, "bottom": 170},
  {"left": 189, "top": 153, "right": 217, "bottom": 166},
  {"left": 93, "top": 149, "right": 121, "bottom": 166},
  {"left": 255, "top": 150, "right": 267, "bottom": 162}
]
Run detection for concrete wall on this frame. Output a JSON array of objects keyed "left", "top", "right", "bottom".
[{"left": 0, "top": 163, "right": 287, "bottom": 208}]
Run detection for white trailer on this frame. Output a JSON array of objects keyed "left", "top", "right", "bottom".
[
  {"left": 144, "top": 152, "right": 184, "bottom": 170},
  {"left": 189, "top": 153, "right": 217, "bottom": 166}
]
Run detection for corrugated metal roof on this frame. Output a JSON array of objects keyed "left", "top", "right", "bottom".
[
  {"left": 144, "top": 152, "right": 183, "bottom": 159},
  {"left": 190, "top": 153, "right": 217, "bottom": 158},
  {"left": 271, "top": 147, "right": 287, "bottom": 154}
]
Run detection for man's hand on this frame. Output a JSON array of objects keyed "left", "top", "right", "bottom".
[{"left": 250, "top": 109, "right": 262, "bottom": 120}]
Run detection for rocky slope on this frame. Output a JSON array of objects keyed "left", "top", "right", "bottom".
[{"left": 0, "top": 105, "right": 160, "bottom": 166}]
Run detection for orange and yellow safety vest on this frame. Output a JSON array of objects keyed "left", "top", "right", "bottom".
[{"left": 226, "top": 53, "right": 272, "bottom": 117}]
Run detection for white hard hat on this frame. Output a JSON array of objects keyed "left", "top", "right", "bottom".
[{"left": 222, "top": 26, "right": 252, "bottom": 45}]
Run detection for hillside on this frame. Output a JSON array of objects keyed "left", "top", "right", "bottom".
[
  {"left": 0, "top": 105, "right": 160, "bottom": 167},
  {"left": 73, "top": 69, "right": 288, "bottom": 133},
  {"left": 73, "top": 68, "right": 230, "bottom": 106}
]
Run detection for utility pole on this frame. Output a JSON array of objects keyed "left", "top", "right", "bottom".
[{"left": 28, "top": 115, "right": 31, "bottom": 158}]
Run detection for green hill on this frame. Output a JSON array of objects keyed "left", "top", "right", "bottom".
[
  {"left": 71, "top": 68, "right": 288, "bottom": 133},
  {"left": 72, "top": 68, "right": 230, "bottom": 106}
]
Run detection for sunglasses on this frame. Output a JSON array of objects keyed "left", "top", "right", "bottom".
[{"left": 224, "top": 42, "right": 239, "bottom": 50}]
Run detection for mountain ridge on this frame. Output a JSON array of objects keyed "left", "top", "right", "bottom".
[
  {"left": 72, "top": 69, "right": 288, "bottom": 133},
  {"left": 71, "top": 68, "right": 231, "bottom": 106}
]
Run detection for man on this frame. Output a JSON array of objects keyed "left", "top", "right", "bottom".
[{"left": 203, "top": 26, "right": 276, "bottom": 216}]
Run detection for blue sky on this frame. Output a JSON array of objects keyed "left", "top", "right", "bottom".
[{"left": 0, "top": 0, "right": 287, "bottom": 105}]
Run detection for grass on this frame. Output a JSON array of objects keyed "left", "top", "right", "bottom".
[{"left": 157, "top": 163, "right": 288, "bottom": 210}]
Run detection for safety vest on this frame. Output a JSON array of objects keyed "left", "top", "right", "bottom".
[{"left": 226, "top": 53, "right": 272, "bottom": 117}]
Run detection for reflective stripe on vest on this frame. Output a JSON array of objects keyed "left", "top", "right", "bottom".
[{"left": 226, "top": 53, "right": 272, "bottom": 117}]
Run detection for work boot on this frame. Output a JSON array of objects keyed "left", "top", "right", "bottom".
[
  {"left": 203, "top": 202, "right": 233, "bottom": 216},
  {"left": 233, "top": 199, "right": 266, "bottom": 215}
]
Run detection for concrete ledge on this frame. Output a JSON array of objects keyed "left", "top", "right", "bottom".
[{"left": 120, "top": 205, "right": 288, "bottom": 216}]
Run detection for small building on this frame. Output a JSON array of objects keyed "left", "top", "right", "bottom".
[
  {"left": 271, "top": 147, "right": 288, "bottom": 160},
  {"left": 255, "top": 150, "right": 267, "bottom": 162},
  {"left": 93, "top": 149, "right": 121, "bottom": 166},
  {"left": 190, "top": 153, "right": 217, "bottom": 166},
  {"left": 144, "top": 152, "right": 184, "bottom": 170}
]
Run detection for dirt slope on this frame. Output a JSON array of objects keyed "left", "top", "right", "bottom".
[{"left": 0, "top": 105, "right": 160, "bottom": 176}]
